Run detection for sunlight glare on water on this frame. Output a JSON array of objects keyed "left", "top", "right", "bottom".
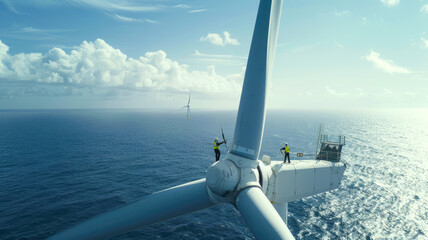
[{"left": 292, "top": 109, "right": 428, "bottom": 239}]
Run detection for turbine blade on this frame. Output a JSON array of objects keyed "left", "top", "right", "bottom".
[
  {"left": 49, "top": 179, "right": 216, "bottom": 240},
  {"left": 236, "top": 187, "right": 294, "bottom": 240},
  {"left": 188, "top": 92, "right": 191, "bottom": 105},
  {"left": 180, "top": 106, "right": 187, "bottom": 109},
  {"left": 231, "top": 0, "right": 283, "bottom": 160}
]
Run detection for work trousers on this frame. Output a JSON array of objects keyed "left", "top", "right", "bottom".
[
  {"left": 214, "top": 149, "right": 221, "bottom": 161},
  {"left": 284, "top": 153, "right": 290, "bottom": 163}
]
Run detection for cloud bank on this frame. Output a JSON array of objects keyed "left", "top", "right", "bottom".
[
  {"left": 0, "top": 39, "right": 243, "bottom": 97},
  {"left": 200, "top": 31, "right": 240, "bottom": 46},
  {"left": 365, "top": 51, "right": 409, "bottom": 74}
]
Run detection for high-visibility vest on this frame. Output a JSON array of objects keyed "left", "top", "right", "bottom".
[
  {"left": 285, "top": 146, "right": 290, "bottom": 153},
  {"left": 213, "top": 141, "right": 219, "bottom": 150}
]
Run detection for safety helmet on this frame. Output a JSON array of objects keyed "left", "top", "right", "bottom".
[
  {"left": 285, "top": 142, "right": 288, "bottom": 145},
  {"left": 215, "top": 137, "right": 219, "bottom": 141}
]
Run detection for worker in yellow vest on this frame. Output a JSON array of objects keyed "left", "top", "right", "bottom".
[
  {"left": 213, "top": 137, "right": 226, "bottom": 161},
  {"left": 280, "top": 142, "right": 290, "bottom": 163}
]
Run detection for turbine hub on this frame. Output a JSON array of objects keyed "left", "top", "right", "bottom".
[
  {"left": 206, "top": 160, "right": 239, "bottom": 197},
  {"left": 206, "top": 153, "right": 263, "bottom": 204}
]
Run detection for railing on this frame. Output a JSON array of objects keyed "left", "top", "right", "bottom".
[
  {"left": 314, "top": 124, "right": 345, "bottom": 162},
  {"left": 316, "top": 151, "right": 341, "bottom": 162},
  {"left": 320, "top": 135, "right": 346, "bottom": 145}
]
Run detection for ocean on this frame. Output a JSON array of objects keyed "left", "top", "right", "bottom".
[{"left": 0, "top": 109, "right": 426, "bottom": 239}]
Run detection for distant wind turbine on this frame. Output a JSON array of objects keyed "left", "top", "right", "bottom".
[{"left": 181, "top": 92, "right": 191, "bottom": 120}]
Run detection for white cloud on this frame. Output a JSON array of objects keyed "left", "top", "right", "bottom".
[
  {"left": 334, "top": 41, "right": 344, "bottom": 48},
  {"left": 144, "top": 19, "right": 159, "bottom": 24},
  {"left": 422, "top": 4, "right": 428, "bottom": 13},
  {"left": 22, "top": 27, "right": 46, "bottom": 33},
  {"left": 0, "top": 39, "right": 243, "bottom": 96},
  {"left": 110, "top": 14, "right": 158, "bottom": 24},
  {"left": 111, "top": 14, "right": 140, "bottom": 22},
  {"left": 174, "top": 4, "right": 191, "bottom": 9},
  {"left": 193, "top": 50, "right": 241, "bottom": 59},
  {"left": 365, "top": 51, "right": 409, "bottom": 74},
  {"left": 201, "top": 34, "right": 223, "bottom": 46},
  {"left": 362, "top": 17, "right": 368, "bottom": 25},
  {"left": 422, "top": 37, "right": 428, "bottom": 48},
  {"left": 0, "top": 27, "right": 73, "bottom": 43},
  {"left": 20, "top": 27, "right": 71, "bottom": 33},
  {"left": 383, "top": 89, "right": 393, "bottom": 94},
  {"left": 193, "top": 50, "right": 247, "bottom": 65},
  {"left": 223, "top": 32, "right": 240, "bottom": 46},
  {"left": 75, "top": 0, "right": 160, "bottom": 12},
  {"left": 188, "top": 9, "right": 207, "bottom": 13},
  {"left": 1, "top": 0, "right": 160, "bottom": 13},
  {"left": 0, "top": 0, "right": 22, "bottom": 14},
  {"left": 334, "top": 10, "right": 349, "bottom": 17},
  {"left": 200, "top": 31, "right": 240, "bottom": 46},
  {"left": 326, "top": 86, "right": 346, "bottom": 96},
  {"left": 380, "top": 0, "right": 399, "bottom": 7}
]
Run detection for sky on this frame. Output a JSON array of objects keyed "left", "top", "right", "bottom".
[{"left": 0, "top": 0, "right": 427, "bottom": 110}]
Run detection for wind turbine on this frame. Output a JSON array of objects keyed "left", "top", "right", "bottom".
[
  {"left": 49, "top": 0, "right": 346, "bottom": 239},
  {"left": 181, "top": 92, "right": 191, "bottom": 120}
]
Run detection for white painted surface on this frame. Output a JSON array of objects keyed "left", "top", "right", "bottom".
[{"left": 267, "top": 160, "right": 346, "bottom": 203}]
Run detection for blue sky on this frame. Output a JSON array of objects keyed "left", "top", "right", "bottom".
[{"left": 0, "top": 0, "right": 427, "bottom": 109}]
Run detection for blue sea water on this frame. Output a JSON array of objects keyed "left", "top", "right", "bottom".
[{"left": 0, "top": 109, "right": 427, "bottom": 239}]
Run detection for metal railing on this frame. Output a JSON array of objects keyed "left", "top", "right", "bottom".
[
  {"left": 316, "top": 151, "right": 341, "bottom": 162},
  {"left": 320, "top": 135, "right": 346, "bottom": 145}
]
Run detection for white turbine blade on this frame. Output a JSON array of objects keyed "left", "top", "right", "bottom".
[
  {"left": 48, "top": 179, "right": 216, "bottom": 240},
  {"left": 180, "top": 106, "right": 187, "bottom": 109},
  {"left": 231, "top": 0, "right": 283, "bottom": 160},
  {"left": 236, "top": 187, "right": 294, "bottom": 240},
  {"left": 188, "top": 92, "right": 191, "bottom": 105}
]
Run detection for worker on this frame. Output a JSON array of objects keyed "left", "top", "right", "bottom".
[
  {"left": 213, "top": 137, "right": 226, "bottom": 161},
  {"left": 280, "top": 142, "right": 290, "bottom": 163}
]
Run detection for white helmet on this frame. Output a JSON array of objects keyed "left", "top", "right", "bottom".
[
  {"left": 284, "top": 142, "right": 288, "bottom": 145},
  {"left": 215, "top": 137, "right": 219, "bottom": 141}
]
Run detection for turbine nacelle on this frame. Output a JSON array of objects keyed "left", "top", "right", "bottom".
[{"left": 206, "top": 153, "right": 347, "bottom": 207}]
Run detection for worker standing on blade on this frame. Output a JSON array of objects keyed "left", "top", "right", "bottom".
[
  {"left": 213, "top": 137, "right": 226, "bottom": 161},
  {"left": 280, "top": 142, "right": 291, "bottom": 163}
]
